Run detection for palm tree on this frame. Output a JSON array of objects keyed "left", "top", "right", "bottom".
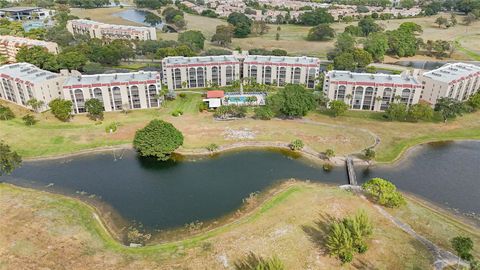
[{"left": 345, "top": 94, "right": 353, "bottom": 107}]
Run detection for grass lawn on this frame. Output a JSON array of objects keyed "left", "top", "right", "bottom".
[{"left": 0, "top": 181, "right": 441, "bottom": 269}]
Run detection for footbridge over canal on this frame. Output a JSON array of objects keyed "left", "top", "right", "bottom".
[{"left": 346, "top": 156, "right": 358, "bottom": 186}]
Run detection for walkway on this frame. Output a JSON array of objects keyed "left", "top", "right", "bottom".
[{"left": 345, "top": 156, "right": 357, "bottom": 186}]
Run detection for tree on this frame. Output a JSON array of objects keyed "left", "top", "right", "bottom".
[
  {"left": 363, "top": 147, "right": 376, "bottom": 161},
  {"left": 251, "top": 20, "right": 270, "bottom": 35},
  {"left": 133, "top": 119, "right": 184, "bottom": 161},
  {"left": 173, "top": 15, "right": 186, "bottom": 30},
  {"left": 0, "top": 105, "right": 14, "bottom": 120},
  {"left": 234, "top": 252, "right": 285, "bottom": 270},
  {"left": 333, "top": 52, "right": 356, "bottom": 70},
  {"left": 328, "top": 100, "right": 349, "bottom": 117},
  {"left": 384, "top": 103, "right": 408, "bottom": 121},
  {"left": 344, "top": 25, "right": 363, "bottom": 37},
  {"left": 143, "top": 11, "right": 162, "bottom": 26},
  {"left": 0, "top": 141, "right": 21, "bottom": 176},
  {"left": 227, "top": 12, "right": 252, "bottom": 38},
  {"left": 48, "top": 98, "right": 73, "bottom": 122},
  {"left": 268, "top": 84, "right": 316, "bottom": 118},
  {"left": 456, "top": 0, "right": 480, "bottom": 14},
  {"left": 289, "top": 139, "right": 304, "bottom": 151},
  {"left": 297, "top": 8, "right": 334, "bottom": 26},
  {"left": 135, "top": 0, "right": 172, "bottom": 9},
  {"left": 400, "top": 0, "right": 415, "bottom": 9},
  {"left": 307, "top": 24, "right": 335, "bottom": 41},
  {"left": 399, "top": 22, "right": 423, "bottom": 34},
  {"left": 335, "top": 32, "right": 356, "bottom": 52},
  {"left": 163, "top": 7, "right": 184, "bottom": 23},
  {"left": 451, "top": 236, "right": 474, "bottom": 262},
  {"left": 463, "top": 12, "right": 477, "bottom": 25},
  {"left": 450, "top": 13, "right": 458, "bottom": 26},
  {"left": 434, "top": 97, "right": 465, "bottom": 122},
  {"left": 16, "top": 46, "right": 58, "bottom": 71},
  {"left": 358, "top": 17, "right": 383, "bottom": 36},
  {"left": 211, "top": 25, "right": 234, "bottom": 46},
  {"left": 22, "top": 114, "right": 37, "bottom": 126},
  {"left": 26, "top": 98, "right": 45, "bottom": 113},
  {"left": 435, "top": 16, "right": 449, "bottom": 28},
  {"left": 85, "top": 98, "right": 104, "bottom": 121},
  {"left": 178, "top": 30, "right": 206, "bottom": 50},
  {"left": 201, "top": 9, "right": 218, "bottom": 18},
  {"left": 386, "top": 28, "right": 418, "bottom": 57},
  {"left": 57, "top": 51, "right": 88, "bottom": 70},
  {"left": 362, "top": 178, "right": 406, "bottom": 208},
  {"left": 254, "top": 106, "right": 274, "bottom": 120},
  {"left": 325, "top": 148, "right": 335, "bottom": 159},
  {"left": 408, "top": 102, "right": 434, "bottom": 121},
  {"left": 353, "top": 49, "right": 372, "bottom": 68},
  {"left": 364, "top": 32, "right": 389, "bottom": 61},
  {"left": 468, "top": 91, "right": 480, "bottom": 110}
]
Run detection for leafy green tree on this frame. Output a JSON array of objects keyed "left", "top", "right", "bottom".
[
  {"left": 451, "top": 236, "right": 474, "bottom": 261},
  {"left": 398, "top": 22, "right": 423, "bottom": 34},
  {"left": 333, "top": 52, "right": 356, "bottom": 70},
  {"left": 0, "top": 141, "right": 21, "bottom": 176},
  {"left": 254, "top": 106, "right": 275, "bottom": 120},
  {"left": 178, "top": 30, "right": 206, "bottom": 50},
  {"left": 358, "top": 17, "right": 383, "bottom": 36},
  {"left": 325, "top": 148, "right": 335, "bottom": 159},
  {"left": 353, "top": 49, "right": 372, "bottom": 68},
  {"left": 468, "top": 91, "right": 480, "bottom": 110},
  {"left": 408, "top": 102, "right": 434, "bottom": 121},
  {"left": 435, "top": 16, "right": 449, "bottom": 28},
  {"left": 85, "top": 98, "right": 104, "bottom": 121},
  {"left": 434, "top": 97, "right": 465, "bottom": 122},
  {"left": 344, "top": 211, "right": 373, "bottom": 253},
  {"left": 363, "top": 148, "right": 376, "bottom": 161},
  {"left": 289, "top": 139, "right": 304, "bottom": 151},
  {"left": 364, "top": 32, "right": 389, "bottom": 61},
  {"left": 400, "top": 0, "right": 415, "bottom": 9},
  {"left": 335, "top": 32, "right": 355, "bottom": 52},
  {"left": 48, "top": 98, "right": 73, "bottom": 122},
  {"left": 298, "top": 8, "right": 334, "bottom": 26},
  {"left": 386, "top": 28, "right": 418, "bottom": 57},
  {"left": 456, "top": 0, "right": 480, "bottom": 14},
  {"left": 227, "top": 12, "right": 252, "bottom": 38},
  {"left": 201, "top": 9, "right": 219, "bottom": 18},
  {"left": 326, "top": 221, "right": 355, "bottom": 263},
  {"left": 163, "top": 7, "right": 184, "bottom": 23},
  {"left": 57, "top": 51, "right": 88, "bottom": 70},
  {"left": 16, "top": 46, "right": 58, "bottom": 71},
  {"left": 26, "top": 98, "right": 45, "bottom": 113},
  {"left": 213, "top": 105, "right": 247, "bottom": 119},
  {"left": 328, "top": 100, "right": 349, "bottom": 117},
  {"left": 384, "top": 103, "right": 408, "bottom": 121},
  {"left": 82, "top": 62, "right": 104, "bottom": 74},
  {"left": 307, "top": 24, "right": 335, "bottom": 41},
  {"left": 143, "top": 11, "right": 162, "bottom": 26},
  {"left": 362, "top": 178, "right": 406, "bottom": 208},
  {"left": 344, "top": 25, "right": 363, "bottom": 37},
  {"left": 211, "top": 25, "right": 234, "bottom": 46},
  {"left": 135, "top": 0, "right": 172, "bottom": 9},
  {"left": 268, "top": 84, "right": 316, "bottom": 118},
  {"left": 22, "top": 114, "right": 37, "bottom": 126},
  {"left": 0, "top": 105, "right": 14, "bottom": 120},
  {"left": 462, "top": 12, "right": 477, "bottom": 25},
  {"left": 133, "top": 119, "right": 184, "bottom": 161}
]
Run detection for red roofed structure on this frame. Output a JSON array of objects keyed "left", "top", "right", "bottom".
[{"left": 206, "top": 90, "right": 225, "bottom": 99}]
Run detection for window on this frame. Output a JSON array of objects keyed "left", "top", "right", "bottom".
[
  {"left": 293, "top": 67, "right": 301, "bottom": 84},
  {"left": 197, "top": 67, "right": 205, "bottom": 87},
  {"left": 189, "top": 67, "right": 197, "bottom": 88},
  {"left": 307, "top": 69, "right": 316, "bottom": 88},
  {"left": 337, "top": 85, "right": 346, "bottom": 100},
  {"left": 148, "top": 85, "right": 158, "bottom": 107},
  {"left": 381, "top": 87, "right": 392, "bottom": 110},
  {"left": 174, "top": 68, "right": 182, "bottom": 89},
  {"left": 226, "top": 66, "right": 233, "bottom": 85},
  {"left": 278, "top": 67, "right": 286, "bottom": 86},
  {"left": 250, "top": 65, "right": 257, "bottom": 83},
  {"left": 74, "top": 89, "right": 86, "bottom": 113},
  {"left": 129, "top": 86, "right": 141, "bottom": 109},
  {"left": 264, "top": 66, "right": 272, "bottom": 84},
  {"left": 211, "top": 66, "right": 220, "bottom": 86},
  {"left": 16, "top": 83, "right": 26, "bottom": 105},
  {"left": 353, "top": 86, "right": 364, "bottom": 109},
  {"left": 363, "top": 87, "right": 374, "bottom": 110},
  {"left": 112, "top": 87, "right": 122, "bottom": 110}
]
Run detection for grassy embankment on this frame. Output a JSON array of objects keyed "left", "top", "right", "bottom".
[
  {"left": 71, "top": 8, "right": 480, "bottom": 60},
  {"left": 1, "top": 93, "right": 480, "bottom": 162}
]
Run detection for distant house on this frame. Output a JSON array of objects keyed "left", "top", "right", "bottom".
[
  {"left": 203, "top": 90, "right": 224, "bottom": 108},
  {"left": 0, "top": 7, "right": 52, "bottom": 21}
]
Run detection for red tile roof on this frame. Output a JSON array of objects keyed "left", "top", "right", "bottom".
[{"left": 206, "top": 90, "right": 224, "bottom": 98}]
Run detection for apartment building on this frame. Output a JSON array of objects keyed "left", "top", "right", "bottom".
[
  {"left": 0, "top": 63, "right": 65, "bottom": 111},
  {"left": 62, "top": 71, "right": 161, "bottom": 114},
  {"left": 0, "top": 35, "right": 59, "bottom": 62},
  {"left": 243, "top": 55, "right": 320, "bottom": 88},
  {"left": 324, "top": 70, "right": 422, "bottom": 111},
  {"left": 419, "top": 62, "right": 480, "bottom": 104},
  {"left": 162, "top": 53, "right": 321, "bottom": 90},
  {"left": 66, "top": 19, "right": 157, "bottom": 41},
  {"left": 162, "top": 55, "right": 242, "bottom": 90}
]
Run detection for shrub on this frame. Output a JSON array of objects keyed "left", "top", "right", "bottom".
[
  {"left": 198, "top": 102, "right": 208, "bottom": 112},
  {"left": 178, "top": 92, "right": 187, "bottom": 98},
  {"left": 234, "top": 252, "right": 285, "bottom": 270},
  {"left": 0, "top": 105, "right": 15, "bottom": 120},
  {"left": 213, "top": 105, "right": 246, "bottom": 119},
  {"left": 22, "top": 114, "right": 37, "bottom": 126},
  {"left": 363, "top": 148, "right": 375, "bottom": 161},
  {"left": 171, "top": 109, "right": 183, "bottom": 117},
  {"left": 323, "top": 163, "right": 333, "bottom": 171},
  {"left": 127, "top": 226, "right": 151, "bottom": 245},
  {"left": 362, "top": 178, "right": 406, "bottom": 208},
  {"left": 328, "top": 100, "right": 349, "bottom": 117},
  {"left": 48, "top": 98, "right": 73, "bottom": 122},
  {"left": 133, "top": 119, "right": 184, "bottom": 160},
  {"left": 206, "top": 143, "right": 219, "bottom": 152},
  {"left": 289, "top": 139, "right": 304, "bottom": 151},
  {"left": 85, "top": 98, "right": 104, "bottom": 121},
  {"left": 325, "top": 148, "right": 335, "bottom": 159},
  {"left": 254, "top": 106, "right": 274, "bottom": 120},
  {"left": 105, "top": 122, "right": 119, "bottom": 133}
]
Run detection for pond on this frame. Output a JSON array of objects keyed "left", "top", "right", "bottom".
[
  {"left": 113, "top": 9, "right": 164, "bottom": 28},
  {"left": 2, "top": 141, "right": 480, "bottom": 231}
]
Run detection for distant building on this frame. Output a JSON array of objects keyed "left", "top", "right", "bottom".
[
  {"left": 66, "top": 19, "right": 157, "bottom": 41},
  {"left": 324, "top": 70, "right": 422, "bottom": 111},
  {"left": 62, "top": 71, "right": 162, "bottom": 113},
  {"left": 419, "top": 63, "right": 480, "bottom": 104},
  {"left": 162, "top": 53, "right": 321, "bottom": 90},
  {"left": 0, "top": 35, "right": 59, "bottom": 62},
  {"left": 203, "top": 90, "right": 224, "bottom": 108},
  {"left": 0, "top": 63, "right": 66, "bottom": 111},
  {"left": 243, "top": 55, "right": 320, "bottom": 88},
  {"left": 0, "top": 7, "right": 53, "bottom": 21},
  {"left": 162, "top": 55, "right": 242, "bottom": 90}
]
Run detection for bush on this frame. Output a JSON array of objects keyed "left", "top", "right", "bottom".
[
  {"left": 198, "top": 101, "right": 208, "bottom": 112},
  {"left": 171, "top": 109, "right": 183, "bottom": 117},
  {"left": 213, "top": 105, "right": 246, "bottom": 119},
  {"left": 178, "top": 92, "right": 187, "bottom": 98},
  {"left": 325, "top": 148, "right": 335, "bottom": 159},
  {"left": 362, "top": 178, "right": 406, "bottom": 208},
  {"left": 0, "top": 105, "right": 15, "bottom": 120},
  {"left": 48, "top": 98, "right": 73, "bottom": 122},
  {"left": 323, "top": 163, "right": 333, "bottom": 171},
  {"left": 234, "top": 252, "right": 285, "bottom": 270},
  {"left": 289, "top": 139, "right": 304, "bottom": 151},
  {"left": 206, "top": 143, "right": 219, "bottom": 152},
  {"left": 105, "top": 122, "right": 119, "bottom": 133},
  {"left": 133, "top": 119, "right": 184, "bottom": 160},
  {"left": 363, "top": 148, "right": 376, "bottom": 161},
  {"left": 22, "top": 114, "right": 37, "bottom": 126},
  {"left": 254, "top": 106, "right": 274, "bottom": 120}
]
